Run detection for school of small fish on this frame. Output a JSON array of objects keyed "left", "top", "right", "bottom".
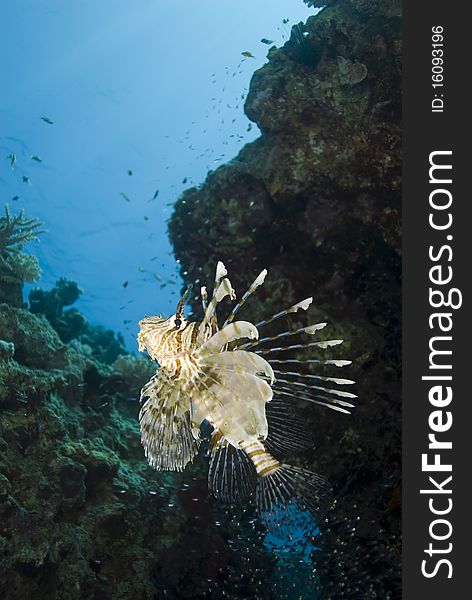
[{"left": 138, "top": 262, "right": 356, "bottom": 528}]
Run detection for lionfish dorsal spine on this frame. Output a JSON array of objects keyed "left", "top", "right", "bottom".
[
  {"left": 197, "top": 276, "right": 235, "bottom": 344},
  {"left": 222, "top": 268, "right": 267, "bottom": 327},
  {"left": 237, "top": 322, "right": 328, "bottom": 351},
  {"left": 254, "top": 297, "right": 313, "bottom": 329},
  {"left": 200, "top": 286, "right": 208, "bottom": 312}
]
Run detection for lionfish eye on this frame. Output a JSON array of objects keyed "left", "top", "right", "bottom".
[{"left": 174, "top": 318, "right": 182, "bottom": 328}]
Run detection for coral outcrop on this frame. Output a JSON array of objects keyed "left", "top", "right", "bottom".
[
  {"left": 169, "top": 0, "right": 401, "bottom": 597},
  {"left": 29, "top": 278, "right": 126, "bottom": 363}
]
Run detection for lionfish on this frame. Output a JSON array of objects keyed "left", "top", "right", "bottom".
[{"left": 137, "top": 262, "right": 355, "bottom": 528}]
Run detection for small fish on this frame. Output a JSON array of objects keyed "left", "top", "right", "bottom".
[
  {"left": 31, "top": 155, "right": 42, "bottom": 162},
  {"left": 120, "top": 192, "right": 131, "bottom": 202},
  {"left": 40, "top": 116, "right": 54, "bottom": 124},
  {"left": 127, "top": 169, "right": 133, "bottom": 176},
  {"left": 138, "top": 266, "right": 145, "bottom": 273},
  {"left": 151, "top": 189, "right": 159, "bottom": 201},
  {"left": 260, "top": 38, "right": 274, "bottom": 45},
  {"left": 144, "top": 216, "right": 149, "bottom": 221},
  {"left": 137, "top": 262, "right": 355, "bottom": 531},
  {"left": 22, "top": 176, "right": 31, "bottom": 184},
  {"left": 7, "top": 153, "right": 16, "bottom": 167},
  {"left": 11, "top": 195, "right": 19, "bottom": 201},
  {"left": 247, "top": 123, "right": 253, "bottom": 132},
  {"left": 283, "top": 18, "right": 289, "bottom": 24},
  {"left": 153, "top": 273, "right": 162, "bottom": 281},
  {"left": 241, "top": 51, "right": 255, "bottom": 59},
  {"left": 123, "top": 281, "right": 129, "bottom": 288}
]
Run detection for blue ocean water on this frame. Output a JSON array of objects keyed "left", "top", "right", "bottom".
[{"left": 1, "top": 0, "right": 313, "bottom": 351}]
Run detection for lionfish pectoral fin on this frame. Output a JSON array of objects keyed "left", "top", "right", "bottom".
[
  {"left": 139, "top": 374, "right": 200, "bottom": 472},
  {"left": 199, "top": 350, "right": 274, "bottom": 384},
  {"left": 256, "top": 463, "right": 334, "bottom": 533}
]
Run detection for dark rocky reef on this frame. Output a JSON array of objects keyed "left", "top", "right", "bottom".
[{"left": 169, "top": 0, "right": 401, "bottom": 597}]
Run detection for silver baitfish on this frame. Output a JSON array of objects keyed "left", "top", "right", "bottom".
[{"left": 137, "top": 262, "right": 356, "bottom": 528}]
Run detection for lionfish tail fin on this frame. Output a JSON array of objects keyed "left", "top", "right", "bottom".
[{"left": 256, "top": 464, "right": 333, "bottom": 532}]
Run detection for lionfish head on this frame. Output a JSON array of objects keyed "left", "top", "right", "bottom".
[{"left": 137, "top": 286, "right": 192, "bottom": 360}]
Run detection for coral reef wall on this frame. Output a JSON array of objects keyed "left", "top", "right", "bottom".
[{"left": 169, "top": 0, "right": 401, "bottom": 596}]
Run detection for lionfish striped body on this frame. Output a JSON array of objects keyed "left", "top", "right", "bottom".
[{"left": 138, "top": 262, "right": 355, "bottom": 528}]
